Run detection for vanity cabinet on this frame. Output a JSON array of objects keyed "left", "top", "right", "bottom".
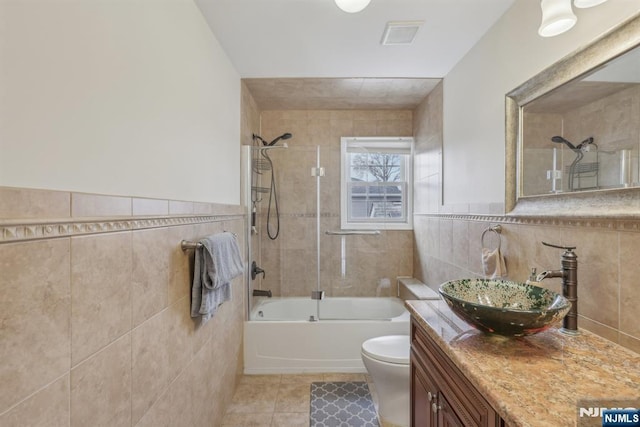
[{"left": 410, "top": 318, "right": 504, "bottom": 427}]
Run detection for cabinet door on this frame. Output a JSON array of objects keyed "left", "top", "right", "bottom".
[
  {"left": 437, "top": 391, "right": 465, "bottom": 427},
  {"left": 411, "top": 348, "right": 437, "bottom": 426}
]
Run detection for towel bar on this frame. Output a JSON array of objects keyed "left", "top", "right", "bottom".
[
  {"left": 181, "top": 231, "right": 238, "bottom": 252},
  {"left": 181, "top": 240, "right": 203, "bottom": 250}
]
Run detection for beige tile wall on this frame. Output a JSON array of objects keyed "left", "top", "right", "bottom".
[
  {"left": 0, "top": 187, "right": 246, "bottom": 427},
  {"left": 413, "top": 82, "right": 640, "bottom": 355},
  {"left": 256, "top": 110, "right": 414, "bottom": 298}
]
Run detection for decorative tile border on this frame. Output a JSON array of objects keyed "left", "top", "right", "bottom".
[
  {"left": 0, "top": 214, "right": 245, "bottom": 244},
  {"left": 415, "top": 213, "right": 640, "bottom": 232}
]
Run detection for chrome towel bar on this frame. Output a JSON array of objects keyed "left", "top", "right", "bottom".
[
  {"left": 181, "top": 231, "right": 238, "bottom": 251},
  {"left": 325, "top": 230, "right": 381, "bottom": 236},
  {"left": 181, "top": 240, "right": 202, "bottom": 251}
]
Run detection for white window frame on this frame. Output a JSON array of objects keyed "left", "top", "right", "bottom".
[{"left": 340, "top": 137, "right": 414, "bottom": 230}]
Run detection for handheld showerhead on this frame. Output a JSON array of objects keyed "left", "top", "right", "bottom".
[
  {"left": 551, "top": 135, "right": 577, "bottom": 150},
  {"left": 267, "top": 133, "right": 292, "bottom": 146},
  {"left": 253, "top": 132, "right": 293, "bottom": 146},
  {"left": 252, "top": 133, "right": 267, "bottom": 145}
]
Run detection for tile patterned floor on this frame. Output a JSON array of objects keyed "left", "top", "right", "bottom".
[{"left": 222, "top": 373, "right": 378, "bottom": 427}]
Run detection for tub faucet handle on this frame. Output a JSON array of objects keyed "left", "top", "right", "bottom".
[{"left": 251, "top": 261, "right": 265, "bottom": 280}]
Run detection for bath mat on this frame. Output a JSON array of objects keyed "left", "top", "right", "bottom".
[{"left": 310, "top": 381, "right": 380, "bottom": 427}]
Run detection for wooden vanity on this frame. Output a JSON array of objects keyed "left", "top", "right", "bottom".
[{"left": 406, "top": 300, "right": 640, "bottom": 427}]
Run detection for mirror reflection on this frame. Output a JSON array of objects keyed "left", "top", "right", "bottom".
[{"left": 521, "top": 46, "right": 640, "bottom": 196}]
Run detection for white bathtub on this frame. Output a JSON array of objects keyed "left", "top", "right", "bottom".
[{"left": 244, "top": 297, "right": 410, "bottom": 374}]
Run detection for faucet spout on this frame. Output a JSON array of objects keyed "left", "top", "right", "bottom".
[{"left": 535, "top": 269, "right": 564, "bottom": 282}]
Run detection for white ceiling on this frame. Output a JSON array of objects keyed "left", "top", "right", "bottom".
[{"left": 195, "top": 0, "right": 516, "bottom": 79}]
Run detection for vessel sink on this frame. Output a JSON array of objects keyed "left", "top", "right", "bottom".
[{"left": 439, "top": 279, "right": 571, "bottom": 337}]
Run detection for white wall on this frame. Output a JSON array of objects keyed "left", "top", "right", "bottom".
[
  {"left": 0, "top": 0, "right": 241, "bottom": 205},
  {"left": 442, "top": 0, "right": 640, "bottom": 206}
]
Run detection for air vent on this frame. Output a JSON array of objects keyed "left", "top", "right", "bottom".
[{"left": 380, "top": 21, "right": 423, "bottom": 45}]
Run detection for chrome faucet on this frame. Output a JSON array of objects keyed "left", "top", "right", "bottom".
[{"left": 536, "top": 241, "right": 579, "bottom": 335}]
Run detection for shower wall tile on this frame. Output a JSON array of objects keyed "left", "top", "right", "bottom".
[
  {"left": 166, "top": 296, "right": 196, "bottom": 381},
  {"left": 70, "top": 333, "right": 132, "bottom": 427},
  {"left": 71, "top": 232, "right": 133, "bottom": 365},
  {"left": 168, "top": 224, "right": 198, "bottom": 304},
  {"left": 563, "top": 228, "right": 619, "bottom": 329},
  {"left": 619, "top": 231, "right": 640, "bottom": 338},
  {"left": 619, "top": 333, "right": 640, "bottom": 355},
  {"left": 71, "top": 192, "right": 132, "bottom": 217},
  {"left": 132, "top": 228, "right": 171, "bottom": 327},
  {"left": 0, "top": 186, "right": 71, "bottom": 219},
  {"left": 132, "top": 310, "right": 171, "bottom": 424},
  {"left": 0, "top": 375, "right": 70, "bottom": 427},
  {"left": 135, "top": 367, "right": 194, "bottom": 427},
  {"left": 452, "top": 220, "right": 469, "bottom": 270},
  {"left": 0, "top": 239, "right": 71, "bottom": 414},
  {"left": 169, "top": 200, "right": 194, "bottom": 215},
  {"left": 133, "top": 197, "right": 169, "bottom": 216}
]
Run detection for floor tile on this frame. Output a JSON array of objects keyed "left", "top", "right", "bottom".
[
  {"left": 226, "top": 383, "right": 279, "bottom": 414},
  {"left": 271, "top": 412, "right": 310, "bottom": 427},
  {"left": 222, "top": 412, "right": 273, "bottom": 426},
  {"left": 240, "top": 375, "right": 282, "bottom": 386},
  {"left": 279, "top": 374, "right": 324, "bottom": 384},
  {"left": 275, "top": 383, "right": 311, "bottom": 413}
]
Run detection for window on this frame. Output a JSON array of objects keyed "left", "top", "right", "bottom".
[{"left": 340, "top": 137, "right": 414, "bottom": 230}]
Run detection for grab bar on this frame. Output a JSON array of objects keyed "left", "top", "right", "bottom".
[{"left": 325, "top": 230, "right": 381, "bottom": 236}]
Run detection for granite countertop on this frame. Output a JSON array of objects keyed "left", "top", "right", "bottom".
[{"left": 405, "top": 299, "right": 640, "bottom": 427}]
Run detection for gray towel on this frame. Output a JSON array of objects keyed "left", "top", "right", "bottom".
[{"left": 191, "top": 232, "right": 244, "bottom": 321}]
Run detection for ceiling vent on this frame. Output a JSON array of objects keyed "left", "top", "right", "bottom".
[{"left": 380, "top": 21, "right": 423, "bottom": 46}]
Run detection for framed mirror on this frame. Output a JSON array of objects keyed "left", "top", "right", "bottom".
[{"left": 506, "top": 13, "right": 640, "bottom": 218}]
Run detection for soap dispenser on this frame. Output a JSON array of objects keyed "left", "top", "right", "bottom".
[{"left": 526, "top": 267, "right": 539, "bottom": 286}]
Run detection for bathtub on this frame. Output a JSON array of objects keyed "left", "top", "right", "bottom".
[{"left": 243, "top": 297, "right": 410, "bottom": 374}]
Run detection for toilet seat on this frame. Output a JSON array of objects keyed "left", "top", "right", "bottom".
[{"left": 361, "top": 335, "right": 410, "bottom": 365}]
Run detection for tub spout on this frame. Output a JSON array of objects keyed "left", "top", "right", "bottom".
[{"left": 252, "top": 289, "right": 272, "bottom": 298}]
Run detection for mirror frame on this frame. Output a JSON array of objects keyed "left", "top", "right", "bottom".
[{"left": 506, "top": 13, "right": 640, "bottom": 219}]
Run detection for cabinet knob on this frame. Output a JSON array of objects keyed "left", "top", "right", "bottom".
[
  {"left": 427, "top": 391, "right": 433, "bottom": 402},
  {"left": 432, "top": 402, "right": 438, "bottom": 413}
]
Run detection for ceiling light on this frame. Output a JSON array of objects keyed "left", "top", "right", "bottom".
[
  {"left": 381, "top": 21, "right": 423, "bottom": 46},
  {"left": 573, "top": 0, "right": 608, "bottom": 8},
  {"left": 538, "top": 0, "right": 577, "bottom": 37},
  {"left": 334, "top": 0, "right": 371, "bottom": 13}
]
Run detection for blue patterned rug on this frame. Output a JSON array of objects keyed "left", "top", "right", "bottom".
[{"left": 310, "top": 382, "right": 380, "bottom": 427}]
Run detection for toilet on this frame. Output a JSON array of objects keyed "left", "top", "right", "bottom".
[{"left": 361, "top": 335, "right": 410, "bottom": 427}]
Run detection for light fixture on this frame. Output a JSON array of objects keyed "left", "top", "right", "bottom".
[
  {"left": 334, "top": 0, "right": 371, "bottom": 13},
  {"left": 573, "top": 0, "right": 608, "bottom": 8},
  {"left": 538, "top": 0, "right": 577, "bottom": 37}
]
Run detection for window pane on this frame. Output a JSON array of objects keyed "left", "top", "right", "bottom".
[
  {"left": 349, "top": 153, "right": 403, "bottom": 183},
  {"left": 347, "top": 182, "right": 406, "bottom": 222}
]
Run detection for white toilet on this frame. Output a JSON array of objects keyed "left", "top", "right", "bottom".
[{"left": 361, "top": 335, "right": 410, "bottom": 427}]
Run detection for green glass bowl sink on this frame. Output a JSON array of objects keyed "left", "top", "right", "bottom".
[{"left": 439, "top": 279, "right": 571, "bottom": 337}]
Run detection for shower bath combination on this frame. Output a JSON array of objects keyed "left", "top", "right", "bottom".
[
  {"left": 551, "top": 135, "right": 597, "bottom": 191},
  {"left": 251, "top": 132, "right": 292, "bottom": 240}
]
